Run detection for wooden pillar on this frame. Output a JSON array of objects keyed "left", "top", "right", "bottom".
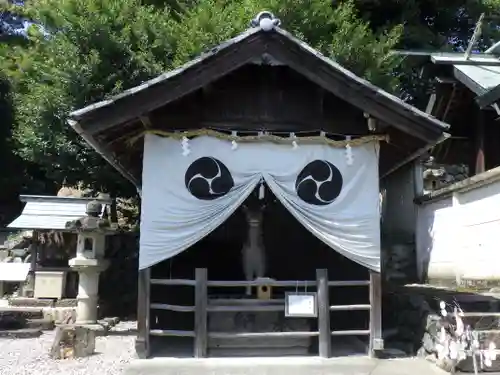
[
  {"left": 316, "top": 268, "right": 331, "bottom": 358},
  {"left": 475, "top": 110, "right": 486, "bottom": 174},
  {"left": 135, "top": 267, "right": 151, "bottom": 359},
  {"left": 194, "top": 268, "right": 208, "bottom": 358},
  {"left": 369, "top": 271, "right": 383, "bottom": 357}
]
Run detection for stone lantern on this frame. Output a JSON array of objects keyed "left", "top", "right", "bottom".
[{"left": 67, "top": 199, "right": 116, "bottom": 324}]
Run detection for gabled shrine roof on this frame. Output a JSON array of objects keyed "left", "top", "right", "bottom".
[
  {"left": 7, "top": 195, "right": 111, "bottom": 231},
  {"left": 393, "top": 48, "right": 500, "bottom": 111},
  {"left": 70, "top": 25, "right": 449, "bottom": 137},
  {"left": 68, "top": 12, "right": 450, "bottom": 187}
]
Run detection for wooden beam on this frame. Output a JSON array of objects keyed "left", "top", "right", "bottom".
[
  {"left": 441, "top": 84, "right": 458, "bottom": 122},
  {"left": 329, "top": 304, "right": 371, "bottom": 311},
  {"left": 79, "top": 35, "right": 267, "bottom": 135},
  {"left": 369, "top": 271, "right": 383, "bottom": 357},
  {"left": 148, "top": 115, "right": 336, "bottom": 133},
  {"left": 150, "top": 329, "right": 195, "bottom": 337},
  {"left": 266, "top": 33, "right": 446, "bottom": 143},
  {"left": 209, "top": 332, "right": 318, "bottom": 339},
  {"left": 464, "top": 13, "right": 485, "bottom": 60},
  {"left": 431, "top": 57, "right": 500, "bottom": 66},
  {"left": 316, "top": 269, "right": 331, "bottom": 358},
  {"left": 425, "top": 93, "right": 437, "bottom": 115},
  {"left": 194, "top": 268, "right": 208, "bottom": 358},
  {"left": 150, "top": 303, "right": 195, "bottom": 312},
  {"left": 151, "top": 278, "right": 369, "bottom": 287},
  {"left": 436, "top": 76, "right": 457, "bottom": 84},
  {"left": 475, "top": 110, "right": 486, "bottom": 174},
  {"left": 476, "top": 84, "right": 500, "bottom": 109},
  {"left": 331, "top": 330, "right": 370, "bottom": 336},
  {"left": 135, "top": 268, "right": 151, "bottom": 359}
]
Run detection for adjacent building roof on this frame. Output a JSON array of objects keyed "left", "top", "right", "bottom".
[
  {"left": 431, "top": 53, "right": 500, "bottom": 66},
  {"left": 7, "top": 195, "right": 111, "bottom": 231},
  {"left": 394, "top": 49, "right": 500, "bottom": 110},
  {"left": 453, "top": 64, "right": 500, "bottom": 95}
]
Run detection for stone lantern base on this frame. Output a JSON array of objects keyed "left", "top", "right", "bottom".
[{"left": 69, "top": 258, "right": 109, "bottom": 324}]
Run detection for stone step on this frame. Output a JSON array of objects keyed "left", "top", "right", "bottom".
[
  {"left": 54, "top": 299, "right": 77, "bottom": 308},
  {"left": 0, "top": 307, "right": 44, "bottom": 320},
  {"left": 8, "top": 297, "right": 54, "bottom": 308},
  {"left": 427, "top": 313, "right": 500, "bottom": 332},
  {"left": 26, "top": 318, "right": 55, "bottom": 331},
  {"left": 0, "top": 328, "right": 42, "bottom": 339},
  {"left": 124, "top": 357, "right": 447, "bottom": 375}
]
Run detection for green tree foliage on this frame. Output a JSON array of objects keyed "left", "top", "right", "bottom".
[
  {"left": 1, "top": 0, "right": 403, "bottom": 197},
  {"left": 350, "top": 0, "right": 500, "bottom": 106},
  {"left": 2, "top": 0, "right": 500, "bottom": 199},
  {"left": 0, "top": 1, "right": 60, "bottom": 225},
  {"left": 352, "top": 0, "right": 500, "bottom": 50}
]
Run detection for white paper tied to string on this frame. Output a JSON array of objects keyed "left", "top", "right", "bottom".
[
  {"left": 231, "top": 131, "right": 238, "bottom": 150},
  {"left": 289, "top": 132, "right": 298, "bottom": 150},
  {"left": 455, "top": 308, "right": 464, "bottom": 337},
  {"left": 345, "top": 136, "right": 354, "bottom": 165},
  {"left": 181, "top": 136, "right": 191, "bottom": 156},
  {"left": 259, "top": 178, "right": 265, "bottom": 200},
  {"left": 484, "top": 342, "right": 498, "bottom": 367}
]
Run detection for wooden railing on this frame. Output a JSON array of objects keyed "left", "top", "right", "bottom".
[{"left": 141, "top": 268, "right": 382, "bottom": 358}]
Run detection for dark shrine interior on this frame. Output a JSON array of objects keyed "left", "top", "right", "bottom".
[{"left": 150, "top": 184, "right": 370, "bottom": 354}]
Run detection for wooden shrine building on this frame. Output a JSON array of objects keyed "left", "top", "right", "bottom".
[
  {"left": 394, "top": 47, "right": 500, "bottom": 187},
  {"left": 67, "top": 12, "right": 449, "bottom": 359}
]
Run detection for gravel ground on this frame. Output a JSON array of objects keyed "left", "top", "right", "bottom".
[{"left": 0, "top": 321, "right": 137, "bottom": 375}]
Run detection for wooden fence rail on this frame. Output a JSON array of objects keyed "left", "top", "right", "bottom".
[
  {"left": 150, "top": 303, "right": 371, "bottom": 313},
  {"left": 150, "top": 278, "right": 370, "bottom": 287},
  {"left": 145, "top": 268, "right": 383, "bottom": 359}
]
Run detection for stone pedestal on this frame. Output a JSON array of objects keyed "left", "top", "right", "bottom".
[
  {"left": 50, "top": 325, "right": 96, "bottom": 359},
  {"left": 69, "top": 258, "right": 109, "bottom": 324}
]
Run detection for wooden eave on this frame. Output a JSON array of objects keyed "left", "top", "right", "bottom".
[{"left": 476, "top": 83, "right": 500, "bottom": 109}]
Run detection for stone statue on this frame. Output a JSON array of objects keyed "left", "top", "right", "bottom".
[{"left": 241, "top": 203, "right": 266, "bottom": 296}]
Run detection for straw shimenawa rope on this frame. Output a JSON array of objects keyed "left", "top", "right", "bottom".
[{"left": 128, "top": 128, "right": 389, "bottom": 147}]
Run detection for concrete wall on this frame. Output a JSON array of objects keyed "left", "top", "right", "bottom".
[
  {"left": 415, "top": 196, "right": 453, "bottom": 281},
  {"left": 416, "top": 166, "right": 500, "bottom": 283}
]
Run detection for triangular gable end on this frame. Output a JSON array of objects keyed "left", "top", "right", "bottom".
[
  {"left": 70, "top": 25, "right": 448, "bottom": 142},
  {"left": 68, "top": 13, "right": 449, "bottom": 187}
]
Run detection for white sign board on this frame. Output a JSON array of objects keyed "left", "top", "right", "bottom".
[{"left": 285, "top": 292, "right": 317, "bottom": 318}]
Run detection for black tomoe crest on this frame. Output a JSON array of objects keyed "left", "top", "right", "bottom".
[
  {"left": 185, "top": 157, "right": 234, "bottom": 200},
  {"left": 295, "top": 160, "right": 343, "bottom": 205}
]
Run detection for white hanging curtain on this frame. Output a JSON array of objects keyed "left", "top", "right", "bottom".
[{"left": 140, "top": 134, "right": 381, "bottom": 271}]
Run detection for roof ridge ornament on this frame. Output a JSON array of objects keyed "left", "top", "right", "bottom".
[{"left": 251, "top": 11, "right": 280, "bottom": 32}]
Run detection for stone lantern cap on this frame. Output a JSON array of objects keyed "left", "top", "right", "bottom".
[
  {"left": 86, "top": 200, "right": 102, "bottom": 217},
  {"left": 65, "top": 200, "right": 118, "bottom": 234}
]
